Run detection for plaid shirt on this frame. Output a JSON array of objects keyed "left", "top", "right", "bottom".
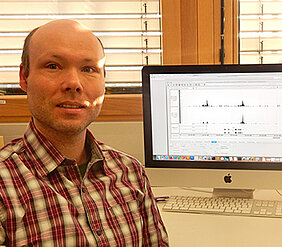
[{"left": 0, "top": 121, "right": 168, "bottom": 246}]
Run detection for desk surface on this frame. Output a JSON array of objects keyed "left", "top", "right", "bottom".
[{"left": 153, "top": 187, "right": 282, "bottom": 247}]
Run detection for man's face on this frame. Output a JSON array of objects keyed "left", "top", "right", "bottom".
[{"left": 20, "top": 21, "right": 105, "bottom": 136}]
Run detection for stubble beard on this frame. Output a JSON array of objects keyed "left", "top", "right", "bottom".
[{"left": 29, "top": 99, "right": 102, "bottom": 137}]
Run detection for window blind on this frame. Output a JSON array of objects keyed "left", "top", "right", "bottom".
[
  {"left": 240, "top": 0, "right": 282, "bottom": 64},
  {"left": 0, "top": 0, "right": 162, "bottom": 95}
]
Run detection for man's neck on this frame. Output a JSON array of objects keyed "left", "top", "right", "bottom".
[
  {"left": 33, "top": 121, "right": 89, "bottom": 165},
  {"left": 47, "top": 131, "right": 88, "bottom": 165}
]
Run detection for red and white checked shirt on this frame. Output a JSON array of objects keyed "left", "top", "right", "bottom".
[{"left": 0, "top": 120, "right": 168, "bottom": 246}]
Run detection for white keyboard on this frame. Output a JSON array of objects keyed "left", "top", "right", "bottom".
[{"left": 163, "top": 195, "right": 282, "bottom": 218}]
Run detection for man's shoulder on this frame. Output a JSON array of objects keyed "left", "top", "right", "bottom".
[
  {"left": 97, "top": 141, "right": 143, "bottom": 168},
  {"left": 98, "top": 141, "right": 136, "bottom": 157},
  {"left": 0, "top": 137, "right": 24, "bottom": 164}
]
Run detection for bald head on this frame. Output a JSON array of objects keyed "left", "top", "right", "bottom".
[{"left": 21, "top": 19, "right": 105, "bottom": 78}]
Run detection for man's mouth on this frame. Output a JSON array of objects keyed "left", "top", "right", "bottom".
[{"left": 57, "top": 104, "right": 84, "bottom": 109}]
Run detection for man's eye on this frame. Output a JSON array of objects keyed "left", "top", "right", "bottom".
[
  {"left": 47, "top": 64, "right": 58, "bottom": 70},
  {"left": 82, "top": 67, "right": 96, "bottom": 73}
]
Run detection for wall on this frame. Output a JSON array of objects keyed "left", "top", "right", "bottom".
[{"left": 0, "top": 121, "right": 145, "bottom": 164}]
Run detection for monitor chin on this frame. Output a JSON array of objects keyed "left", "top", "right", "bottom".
[{"left": 145, "top": 167, "right": 282, "bottom": 198}]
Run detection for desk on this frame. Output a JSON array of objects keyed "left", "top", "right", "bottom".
[{"left": 153, "top": 187, "right": 282, "bottom": 247}]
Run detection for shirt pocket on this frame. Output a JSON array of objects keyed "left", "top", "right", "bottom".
[
  {"left": 106, "top": 185, "right": 144, "bottom": 217},
  {"left": 103, "top": 189, "right": 145, "bottom": 246}
]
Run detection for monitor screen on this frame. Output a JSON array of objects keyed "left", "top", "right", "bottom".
[{"left": 142, "top": 64, "right": 282, "bottom": 196}]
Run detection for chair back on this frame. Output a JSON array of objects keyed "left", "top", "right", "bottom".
[{"left": 0, "top": 136, "right": 4, "bottom": 148}]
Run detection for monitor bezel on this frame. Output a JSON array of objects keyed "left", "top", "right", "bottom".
[{"left": 142, "top": 64, "right": 282, "bottom": 171}]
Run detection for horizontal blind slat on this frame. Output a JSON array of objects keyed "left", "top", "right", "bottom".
[
  {"left": 0, "top": 19, "right": 160, "bottom": 31},
  {"left": 0, "top": 1, "right": 160, "bottom": 14},
  {"left": 0, "top": 36, "right": 161, "bottom": 49},
  {"left": 0, "top": 70, "right": 143, "bottom": 84},
  {"left": 0, "top": 52, "right": 162, "bottom": 66},
  {"left": 240, "top": 2, "right": 282, "bottom": 15},
  {"left": 240, "top": 19, "right": 282, "bottom": 32}
]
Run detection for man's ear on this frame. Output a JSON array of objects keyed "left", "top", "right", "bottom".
[{"left": 19, "top": 63, "right": 28, "bottom": 92}]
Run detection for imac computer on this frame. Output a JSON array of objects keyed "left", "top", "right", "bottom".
[{"left": 142, "top": 64, "right": 282, "bottom": 198}]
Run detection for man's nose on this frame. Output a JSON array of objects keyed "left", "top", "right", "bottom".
[{"left": 61, "top": 68, "right": 83, "bottom": 93}]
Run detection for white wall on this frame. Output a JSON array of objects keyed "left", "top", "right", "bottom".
[{"left": 0, "top": 121, "right": 145, "bottom": 164}]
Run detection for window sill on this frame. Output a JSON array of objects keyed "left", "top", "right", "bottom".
[{"left": 0, "top": 94, "right": 143, "bottom": 122}]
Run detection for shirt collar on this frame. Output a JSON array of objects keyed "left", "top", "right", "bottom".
[{"left": 23, "top": 119, "right": 104, "bottom": 178}]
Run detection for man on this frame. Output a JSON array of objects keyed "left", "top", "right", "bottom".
[{"left": 0, "top": 19, "right": 168, "bottom": 246}]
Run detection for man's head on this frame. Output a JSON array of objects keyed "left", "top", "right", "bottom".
[
  {"left": 21, "top": 23, "right": 105, "bottom": 78},
  {"left": 19, "top": 19, "right": 106, "bottom": 137}
]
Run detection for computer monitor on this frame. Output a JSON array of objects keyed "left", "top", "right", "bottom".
[{"left": 142, "top": 64, "right": 282, "bottom": 198}]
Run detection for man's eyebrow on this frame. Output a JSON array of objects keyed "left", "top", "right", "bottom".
[
  {"left": 40, "top": 54, "right": 99, "bottom": 63},
  {"left": 39, "top": 54, "right": 64, "bottom": 60},
  {"left": 81, "top": 58, "right": 99, "bottom": 63},
  {"left": 51, "top": 54, "right": 63, "bottom": 59}
]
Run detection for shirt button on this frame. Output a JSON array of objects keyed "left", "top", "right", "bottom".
[{"left": 96, "top": 230, "right": 102, "bottom": 236}]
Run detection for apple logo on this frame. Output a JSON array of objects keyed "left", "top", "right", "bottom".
[{"left": 224, "top": 173, "right": 232, "bottom": 183}]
